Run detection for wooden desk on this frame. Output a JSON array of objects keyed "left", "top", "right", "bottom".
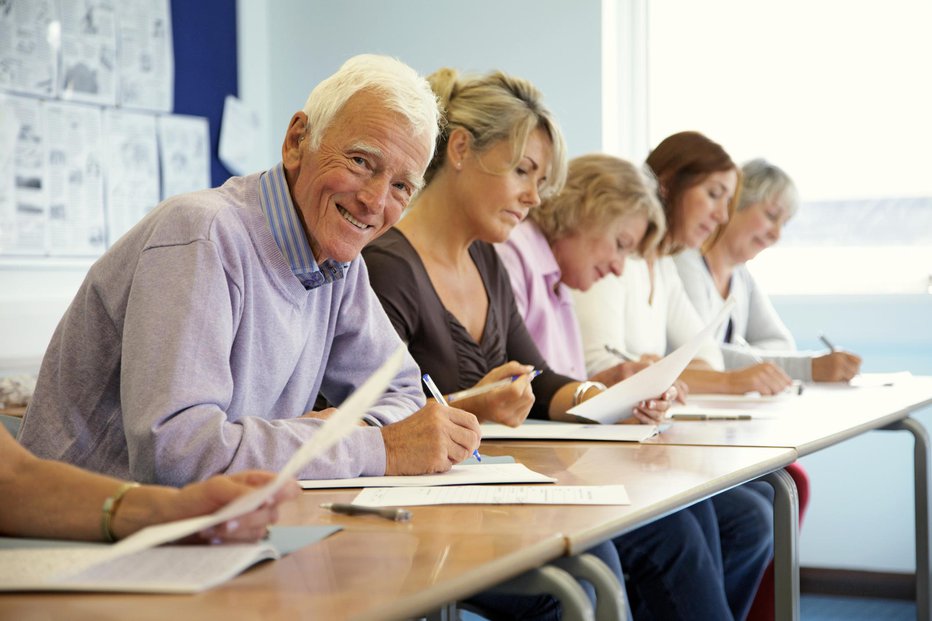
[
  {"left": 481, "top": 441, "right": 795, "bottom": 554},
  {"left": 645, "top": 376, "right": 932, "bottom": 621},
  {"left": 0, "top": 508, "right": 565, "bottom": 621},
  {"left": 645, "top": 376, "right": 932, "bottom": 455},
  {"left": 0, "top": 444, "right": 795, "bottom": 621}
]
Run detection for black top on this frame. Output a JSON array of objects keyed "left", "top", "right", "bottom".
[{"left": 363, "top": 228, "right": 570, "bottom": 419}]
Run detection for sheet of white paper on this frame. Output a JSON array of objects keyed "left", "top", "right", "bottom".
[
  {"left": 850, "top": 372, "right": 913, "bottom": 388},
  {"left": 102, "top": 108, "right": 159, "bottom": 245},
  {"left": 58, "top": 0, "right": 117, "bottom": 105},
  {"left": 568, "top": 298, "right": 736, "bottom": 423},
  {"left": 481, "top": 422, "right": 659, "bottom": 442},
  {"left": 300, "top": 462, "right": 555, "bottom": 489},
  {"left": 157, "top": 114, "right": 210, "bottom": 200},
  {"left": 218, "top": 95, "right": 262, "bottom": 176},
  {"left": 116, "top": 0, "right": 173, "bottom": 112},
  {"left": 45, "top": 101, "right": 106, "bottom": 256},
  {"left": 0, "top": 94, "right": 48, "bottom": 255},
  {"left": 104, "top": 347, "right": 408, "bottom": 561},
  {"left": 686, "top": 393, "right": 790, "bottom": 404},
  {"left": 0, "top": 0, "right": 59, "bottom": 97},
  {"left": 0, "top": 544, "right": 276, "bottom": 593},
  {"left": 353, "top": 485, "right": 630, "bottom": 507}
]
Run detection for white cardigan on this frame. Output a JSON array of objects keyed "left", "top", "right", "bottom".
[
  {"left": 573, "top": 255, "right": 724, "bottom": 375},
  {"left": 674, "top": 248, "right": 813, "bottom": 381}
]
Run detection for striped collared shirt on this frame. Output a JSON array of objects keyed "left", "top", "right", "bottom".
[{"left": 258, "top": 162, "right": 348, "bottom": 290}]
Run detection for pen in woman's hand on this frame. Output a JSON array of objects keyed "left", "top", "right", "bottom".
[
  {"left": 819, "top": 334, "right": 837, "bottom": 352},
  {"left": 423, "top": 373, "right": 482, "bottom": 462}
]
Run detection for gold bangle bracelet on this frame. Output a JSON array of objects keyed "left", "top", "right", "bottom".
[{"left": 101, "top": 482, "right": 140, "bottom": 543}]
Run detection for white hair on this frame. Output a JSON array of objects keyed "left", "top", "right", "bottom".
[
  {"left": 739, "top": 158, "right": 800, "bottom": 218},
  {"left": 302, "top": 54, "right": 441, "bottom": 160}
]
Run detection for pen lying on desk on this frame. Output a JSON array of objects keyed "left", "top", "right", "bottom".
[
  {"left": 672, "top": 413, "right": 752, "bottom": 421},
  {"left": 445, "top": 369, "right": 542, "bottom": 403},
  {"left": 321, "top": 503, "right": 412, "bottom": 522}
]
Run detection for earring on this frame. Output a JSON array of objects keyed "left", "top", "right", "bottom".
[{"left": 454, "top": 161, "right": 462, "bottom": 170}]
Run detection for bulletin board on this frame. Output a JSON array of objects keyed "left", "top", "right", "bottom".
[{"left": 0, "top": 0, "right": 237, "bottom": 259}]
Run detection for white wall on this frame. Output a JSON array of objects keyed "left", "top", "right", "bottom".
[{"left": 237, "top": 0, "right": 603, "bottom": 169}]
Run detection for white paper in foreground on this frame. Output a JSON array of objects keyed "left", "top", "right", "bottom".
[
  {"left": 568, "top": 298, "right": 736, "bottom": 424},
  {"left": 481, "top": 422, "right": 659, "bottom": 442},
  {"left": 97, "top": 346, "right": 408, "bottom": 563},
  {"left": 353, "top": 485, "right": 630, "bottom": 507}
]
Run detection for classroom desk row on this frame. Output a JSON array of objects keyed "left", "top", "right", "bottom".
[{"left": 1, "top": 377, "right": 930, "bottom": 621}]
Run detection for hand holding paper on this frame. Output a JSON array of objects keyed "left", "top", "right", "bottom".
[
  {"left": 106, "top": 347, "right": 408, "bottom": 560},
  {"left": 568, "top": 299, "right": 736, "bottom": 424}
]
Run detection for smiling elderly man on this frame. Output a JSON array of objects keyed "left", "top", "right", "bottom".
[{"left": 19, "top": 55, "right": 481, "bottom": 486}]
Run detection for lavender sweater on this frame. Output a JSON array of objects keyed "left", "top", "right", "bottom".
[{"left": 19, "top": 172, "right": 425, "bottom": 485}]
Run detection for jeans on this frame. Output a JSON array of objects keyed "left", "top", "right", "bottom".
[
  {"left": 615, "top": 499, "right": 736, "bottom": 620},
  {"left": 712, "top": 482, "right": 775, "bottom": 621},
  {"left": 463, "top": 540, "right": 625, "bottom": 621}
]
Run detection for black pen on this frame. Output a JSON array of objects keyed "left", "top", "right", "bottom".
[
  {"left": 819, "top": 334, "right": 837, "bottom": 352},
  {"left": 321, "top": 502, "right": 412, "bottom": 522}
]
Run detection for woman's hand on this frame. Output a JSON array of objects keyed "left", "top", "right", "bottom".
[
  {"left": 449, "top": 361, "right": 536, "bottom": 427},
  {"left": 622, "top": 385, "right": 677, "bottom": 425},
  {"left": 812, "top": 351, "right": 862, "bottom": 382},
  {"left": 672, "top": 379, "right": 689, "bottom": 404},
  {"left": 177, "top": 472, "right": 299, "bottom": 544},
  {"left": 726, "top": 362, "right": 793, "bottom": 395}
]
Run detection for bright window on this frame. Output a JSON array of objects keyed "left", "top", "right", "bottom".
[{"left": 645, "top": 0, "right": 932, "bottom": 294}]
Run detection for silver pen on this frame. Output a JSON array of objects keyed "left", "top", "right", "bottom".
[
  {"left": 672, "top": 413, "right": 752, "bottom": 421},
  {"left": 604, "top": 344, "right": 636, "bottom": 361},
  {"left": 321, "top": 502, "right": 412, "bottom": 522},
  {"left": 819, "top": 334, "right": 837, "bottom": 352}
]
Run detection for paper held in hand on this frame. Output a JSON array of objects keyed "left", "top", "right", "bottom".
[
  {"left": 0, "top": 347, "right": 407, "bottom": 592},
  {"left": 568, "top": 298, "right": 736, "bottom": 424}
]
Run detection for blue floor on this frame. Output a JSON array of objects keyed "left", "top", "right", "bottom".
[{"left": 800, "top": 594, "right": 915, "bottom": 620}]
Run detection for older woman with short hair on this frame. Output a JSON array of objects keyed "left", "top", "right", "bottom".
[
  {"left": 675, "top": 158, "right": 862, "bottom": 382},
  {"left": 496, "top": 153, "right": 670, "bottom": 388}
]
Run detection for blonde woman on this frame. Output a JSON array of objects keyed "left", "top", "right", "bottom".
[{"left": 363, "top": 73, "right": 741, "bottom": 621}]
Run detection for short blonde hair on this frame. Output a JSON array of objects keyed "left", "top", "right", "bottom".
[
  {"left": 302, "top": 54, "right": 441, "bottom": 160},
  {"left": 425, "top": 67, "right": 567, "bottom": 199},
  {"left": 530, "top": 154, "right": 666, "bottom": 257}
]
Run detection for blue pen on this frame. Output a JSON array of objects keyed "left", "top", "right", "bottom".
[{"left": 423, "top": 373, "right": 482, "bottom": 462}]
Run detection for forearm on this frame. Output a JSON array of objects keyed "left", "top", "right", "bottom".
[
  {"left": 0, "top": 451, "right": 170, "bottom": 541},
  {"left": 548, "top": 382, "right": 581, "bottom": 421},
  {"left": 679, "top": 366, "right": 736, "bottom": 394}
]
